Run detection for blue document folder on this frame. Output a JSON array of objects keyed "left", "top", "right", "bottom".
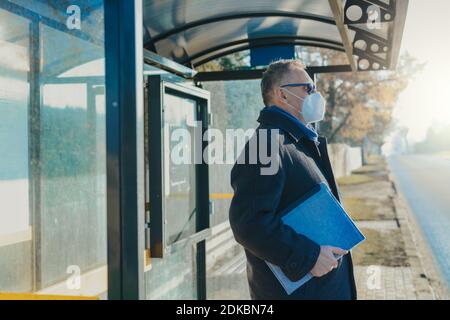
[{"left": 266, "top": 182, "right": 365, "bottom": 295}]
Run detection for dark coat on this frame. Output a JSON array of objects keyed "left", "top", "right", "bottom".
[{"left": 229, "top": 106, "right": 357, "bottom": 300}]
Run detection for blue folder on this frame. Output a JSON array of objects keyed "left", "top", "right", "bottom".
[{"left": 266, "top": 182, "right": 365, "bottom": 295}]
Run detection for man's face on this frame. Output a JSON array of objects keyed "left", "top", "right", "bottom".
[
  {"left": 281, "top": 69, "right": 314, "bottom": 106},
  {"left": 278, "top": 69, "right": 314, "bottom": 116}
]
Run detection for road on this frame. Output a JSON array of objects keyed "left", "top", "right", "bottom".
[{"left": 388, "top": 155, "right": 450, "bottom": 288}]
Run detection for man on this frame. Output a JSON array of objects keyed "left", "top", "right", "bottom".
[{"left": 228, "top": 59, "right": 357, "bottom": 300}]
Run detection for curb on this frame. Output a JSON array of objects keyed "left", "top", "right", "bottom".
[{"left": 387, "top": 171, "right": 449, "bottom": 300}]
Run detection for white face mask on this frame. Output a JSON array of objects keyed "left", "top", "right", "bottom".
[{"left": 281, "top": 88, "right": 326, "bottom": 124}]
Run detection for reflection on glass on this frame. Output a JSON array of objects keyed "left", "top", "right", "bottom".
[
  {"left": 0, "top": 8, "right": 32, "bottom": 291},
  {"left": 39, "top": 21, "right": 106, "bottom": 291},
  {"left": 0, "top": 10, "right": 30, "bottom": 236},
  {"left": 0, "top": 1, "right": 106, "bottom": 296},
  {"left": 201, "top": 80, "right": 257, "bottom": 299},
  {"left": 144, "top": 90, "right": 201, "bottom": 300},
  {"left": 163, "top": 94, "right": 198, "bottom": 245},
  {"left": 145, "top": 242, "right": 197, "bottom": 300}
]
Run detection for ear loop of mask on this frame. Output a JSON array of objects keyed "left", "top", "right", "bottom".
[{"left": 280, "top": 87, "right": 305, "bottom": 117}]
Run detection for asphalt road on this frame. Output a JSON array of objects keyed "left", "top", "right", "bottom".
[{"left": 388, "top": 155, "right": 450, "bottom": 287}]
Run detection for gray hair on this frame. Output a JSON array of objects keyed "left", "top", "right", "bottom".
[{"left": 260, "top": 59, "right": 307, "bottom": 106}]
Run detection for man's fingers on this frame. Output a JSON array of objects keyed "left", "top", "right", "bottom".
[
  {"left": 323, "top": 254, "right": 337, "bottom": 264},
  {"left": 320, "top": 259, "right": 337, "bottom": 273},
  {"left": 313, "top": 246, "right": 349, "bottom": 277},
  {"left": 330, "top": 247, "right": 348, "bottom": 255}
]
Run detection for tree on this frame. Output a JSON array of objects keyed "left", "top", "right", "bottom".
[
  {"left": 197, "top": 49, "right": 424, "bottom": 155},
  {"left": 414, "top": 125, "right": 450, "bottom": 154},
  {"left": 317, "top": 52, "right": 424, "bottom": 152}
]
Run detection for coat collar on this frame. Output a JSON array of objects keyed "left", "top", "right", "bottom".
[{"left": 257, "top": 106, "right": 327, "bottom": 145}]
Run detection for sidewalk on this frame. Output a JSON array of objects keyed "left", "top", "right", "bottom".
[{"left": 338, "top": 155, "right": 449, "bottom": 300}]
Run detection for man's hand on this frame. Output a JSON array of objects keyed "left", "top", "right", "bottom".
[{"left": 310, "top": 246, "right": 348, "bottom": 277}]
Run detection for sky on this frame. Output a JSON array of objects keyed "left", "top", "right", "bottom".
[{"left": 391, "top": 0, "right": 450, "bottom": 143}]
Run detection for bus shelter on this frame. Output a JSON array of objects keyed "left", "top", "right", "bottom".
[{"left": 0, "top": 0, "right": 408, "bottom": 299}]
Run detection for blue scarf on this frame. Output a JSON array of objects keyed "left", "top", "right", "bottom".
[{"left": 266, "top": 105, "right": 319, "bottom": 144}]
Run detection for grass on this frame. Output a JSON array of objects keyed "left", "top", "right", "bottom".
[
  {"left": 342, "top": 197, "right": 379, "bottom": 221},
  {"left": 351, "top": 228, "right": 409, "bottom": 267},
  {"left": 337, "top": 155, "right": 410, "bottom": 268},
  {"left": 342, "top": 197, "right": 396, "bottom": 221},
  {"left": 337, "top": 155, "right": 387, "bottom": 186},
  {"left": 337, "top": 174, "right": 378, "bottom": 186},
  {"left": 352, "top": 164, "right": 384, "bottom": 174}
]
